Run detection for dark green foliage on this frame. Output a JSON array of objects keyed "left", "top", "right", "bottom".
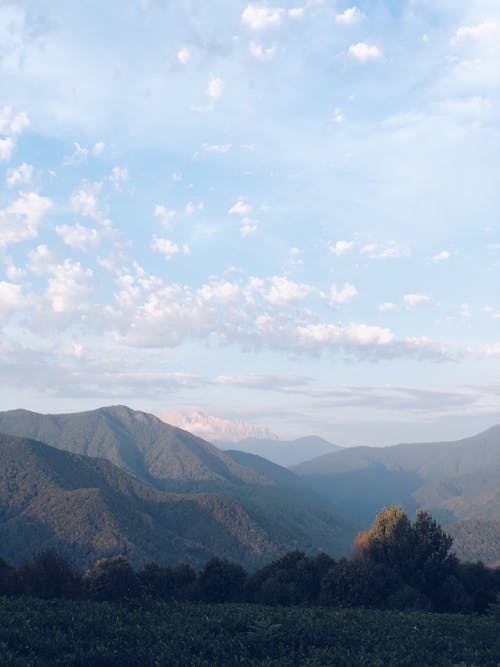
[
  {"left": 10, "top": 549, "right": 81, "bottom": 599},
  {"left": 247, "top": 550, "right": 335, "bottom": 606},
  {"left": 83, "top": 556, "right": 140, "bottom": 601},
  {"left": 0, "top": 598, "right": 499, "bottom": 666},
  {"left": 197, "top": 557, "right": 247, "bottom": 602},
  {"left": 353, "top": 507, "right": 460, "bottom": 611}
]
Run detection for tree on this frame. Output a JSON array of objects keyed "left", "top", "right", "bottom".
[
  {"left": 12, "top": 549, "right": 81, "bottom": 599},
  {"left": 197, "top": 557, "right": 247, "bottom": 602},
  {"left": 84, "top": 556, "right": 139, "bottom": 601},
  {"left": 354, "top": 506, "right": 458, "bottom": 610}
]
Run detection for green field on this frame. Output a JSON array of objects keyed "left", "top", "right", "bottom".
[{"left": 0, "top": 597, "right": 498, "bottom": 666}]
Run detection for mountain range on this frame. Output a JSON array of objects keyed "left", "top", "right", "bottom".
[
  {"left": 217, "top": 435, "right": 343, "bottom": 467},
  {"left": 293, "top": 423, "right": 500, "bottom": 564},
  {"left": 0, "top": 406, "right": 355, "bottom": 568}
]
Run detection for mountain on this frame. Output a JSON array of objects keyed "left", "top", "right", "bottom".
[
  {"left": 0, "top": 433, "right": 276, "bottom": 569},
  {"left": 217, "top": 435, "right": 343, "bottom": 467},
  {"left": 0, "top": 406, "right": 355, "bottom": 561},
  {"left": 292, "top": 423, "right": 500, "bottom": 563}
]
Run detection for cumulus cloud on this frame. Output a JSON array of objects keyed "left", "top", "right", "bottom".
[
  {"left": 63, "top": 142, "right": 88, "bottom": 166},
  {"left": 6, "top": 162, "right": 33, "bottom": 188},
  {"left": 202, "top": 143, "right": 231, "bottom": 153},
  {"left": 249, "top": 41, "right": 279, "bottom": 61},
  {"left": 110, "top": 166, "right": 129, "bottom": 190},
  {"left": 331, "top": 108, "right": 344, "bottom": 124},
  {"left": 92, "top": 141, "right": 105, "bottom": 156},
  {"left": 55, "top": 223, "right": 100, "bottom": 250},
  {"left": 430, "top": 250, "right": 451, "bottom": 263},
  {"left": 0, "top": 107, "right": 29, "bottom": 136},
  {"left": 151, "top": 236, "right": 189, "bottom": 260},
  {"left": 71, "top": 182, "right": 103, "bottom": 221},
  {"left": 46, "top": 259, "right": 93, "bottom": 313},
  {"left": 404, "top": 293, "right": 431, "bottom": 307},
  {"left": 0, "top": 281, "right": 27, "bottom": 326},
  {"left": 297, "top": 322, "right": 395, "bottom": 347},
  {"left": 185, "top": 201, "right": 204, "bottom": 215},
  {"left": 154, "top": 205, "right": 176, "bottom": 226},
  {"left": 177, "top": 47, "right": 190, "bottom": 64},
  {"left": 360, "top": 241, "right": 407, "bottom": 259},
  {"left": 329, "top": 283, "right": 358, "bottom": 305},
  {"left": 348, "top": 42, "right": 383, "bottom": 62},
  {"left": 207, "top": 74, "right": 224, "bottom": 100},
  {"left": 229, "top": 200, "right": 252, "bottom": 215},
  {"left": 329, "top": 240, "right": 353, "bottom": 256},
  {"left": 0, "top": 192, "right": 52, "bottom": 248},
  {"left": 336, "top": 7, "right": 364, "bottom": 25},
  {"left": 242, "top": 4, "right": 284, "bottom": 30},
  {"left": 265, "top": 276, "right": 312, "bottom": 305},
  {"left": 378, "top": 302, "right": 397, "bottom": 312},
  {"left": 0, "top": 137, "right": 15, "bottom": 162},
  {"left": 452, "top": 21, "right": 497, "bottom": 44},
  {"left": 240, "top": 217, "right": 258, "bottom": 236}
]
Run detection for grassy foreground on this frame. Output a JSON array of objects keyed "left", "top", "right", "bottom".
[{"left": 0, "top": 597, "right": 498, "bottom": 666}]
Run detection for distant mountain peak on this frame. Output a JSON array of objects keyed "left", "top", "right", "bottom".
[{"left": 156, "top": 409, "right": 279, "bottom": 444}]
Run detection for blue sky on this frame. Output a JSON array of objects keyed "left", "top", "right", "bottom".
[{"left": 0, "top": 0, "right": 499, "bottom": 445}]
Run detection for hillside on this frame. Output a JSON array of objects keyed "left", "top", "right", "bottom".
[
  {"left": 0, "top": 406, "right": 355, "bottom": 560},
  {"left": 218, "top": 435, "right": 342, "bottom": 467},
  {"left": 0, "top": 433, "right": 277, "bottom": 569},
  {"left": 293, "top": 423, "right": 500, "bottom": 562}
]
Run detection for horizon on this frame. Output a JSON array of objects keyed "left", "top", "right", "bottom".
[{"left": 0, "top": 1, "right": 499, "bottom": 444}]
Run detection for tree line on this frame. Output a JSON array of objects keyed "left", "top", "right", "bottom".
[{"left": 1, "top": 507, "right": 499, "bottom": 613}]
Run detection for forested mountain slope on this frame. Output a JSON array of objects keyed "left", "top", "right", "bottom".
[{"left": 0, "top": 407, "right": 355, "bottom": 560}]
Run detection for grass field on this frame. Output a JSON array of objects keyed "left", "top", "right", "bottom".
[{"left": 0, "top": 597, "right": 498, "bottom": 666}]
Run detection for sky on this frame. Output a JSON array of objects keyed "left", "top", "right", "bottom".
[{"left": 0, "top": 0, "right": 499, "bottom": 445}]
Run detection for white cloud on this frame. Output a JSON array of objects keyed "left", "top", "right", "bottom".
[
  {"left": 297, "top": 322, "right": 395, "bottom": 347},
  {"left": 249, "top": 41, "right": 278, "bottom": 61},
  {"left": 177, "top": 47, "right": 190, "bottom": 64},
  {"left": 202, "top": 143, "right": 231, "bottom": 153},
  {"left": 207, "top": 74, "right": 224, "bottom": 100},
  {"left": 240, "top": 217, "right": 258, "bottom": 236},
  {"left": 71, "top": 182, "right": 103, "bottom": 221},
  {"left": 92, "top": 141, "right": 105, "bottom": 156},
  {"left": 329, "top": 240, "right": 353, "bottom": 256},
  {"left": 27, "top": 244, "right": 56, "bottom": 275},
  {"left": 404, "top": 293, "right": 430, "bottom": 307},
  {"left": 430, "top": 250, "right": 451, "bottom": 263},
  {"left": 0, "top": 281, "right": 26, "bottom": 325},
  {"left": 6, "top": 264, "right": 25, "bottom": 281},
  {"left": 331, "top": 107, "right": 344, "bottom": 124},
  {"left": 185, "top": 201, "right": 204, "bottom": 215},
  {"left": 6, "top": 162, "right": 33, "bottom": 188},
  {"left": 0, "top": 137, "right": 15, "bottom": 162},
  {"left": 360, "top": 241, "right": 407, "bottom": 260},
  {"left": 378, "top": 302, "right": 397, "bottom": 312},
  {"left": 452, "top": 21, "right": 497, "bottom": 44},
  {"left": 63, "top": 142, "right": 88, "bottom": 166},
  {"left": 348, "top": 42, "right": 383, "bottom": 62},
  {"left": 154, "top": 205, "right": 176, "bottom": 226},
  {"left": 0, "top": 107, "right": 29, "bottom": 136},
  {"left": 265, "top": 276, "right": 312, "bottom": 305},
  {"left": 336, "top": 7, "right": 364, "bottom": 25},
  {"left": 46, "top": 259, "right": 93, "bottom": 313},
  {"left": 229, "top": 200, "right": 252, "bottom": 215},
  {"left": 329, "top": 283, "right": 358, "bottom": 305},
  {"left": 110, "top": 166, "right": 129, "bottom": 189},
  {"left": 151, "top": 235, "right": 188, "bottom": 260},
  {"left": 242, "top": 4, "right": 284, "bottom": 30},
  {"left": 56, "top": 223, "right": 100, "bottom": 250},
  {"left": 0, "top": 192, "right": 52, "bottom": 248}
]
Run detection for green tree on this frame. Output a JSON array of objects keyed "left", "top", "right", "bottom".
[
  {"left": 197, "top": 557, "right": 247, "bottom": 602},
  {"left": 354, "top": 506, "right": 458, "bottom": 610},
  {"left": 84, "top": 556, "right": 139, "bottom": 601}
]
